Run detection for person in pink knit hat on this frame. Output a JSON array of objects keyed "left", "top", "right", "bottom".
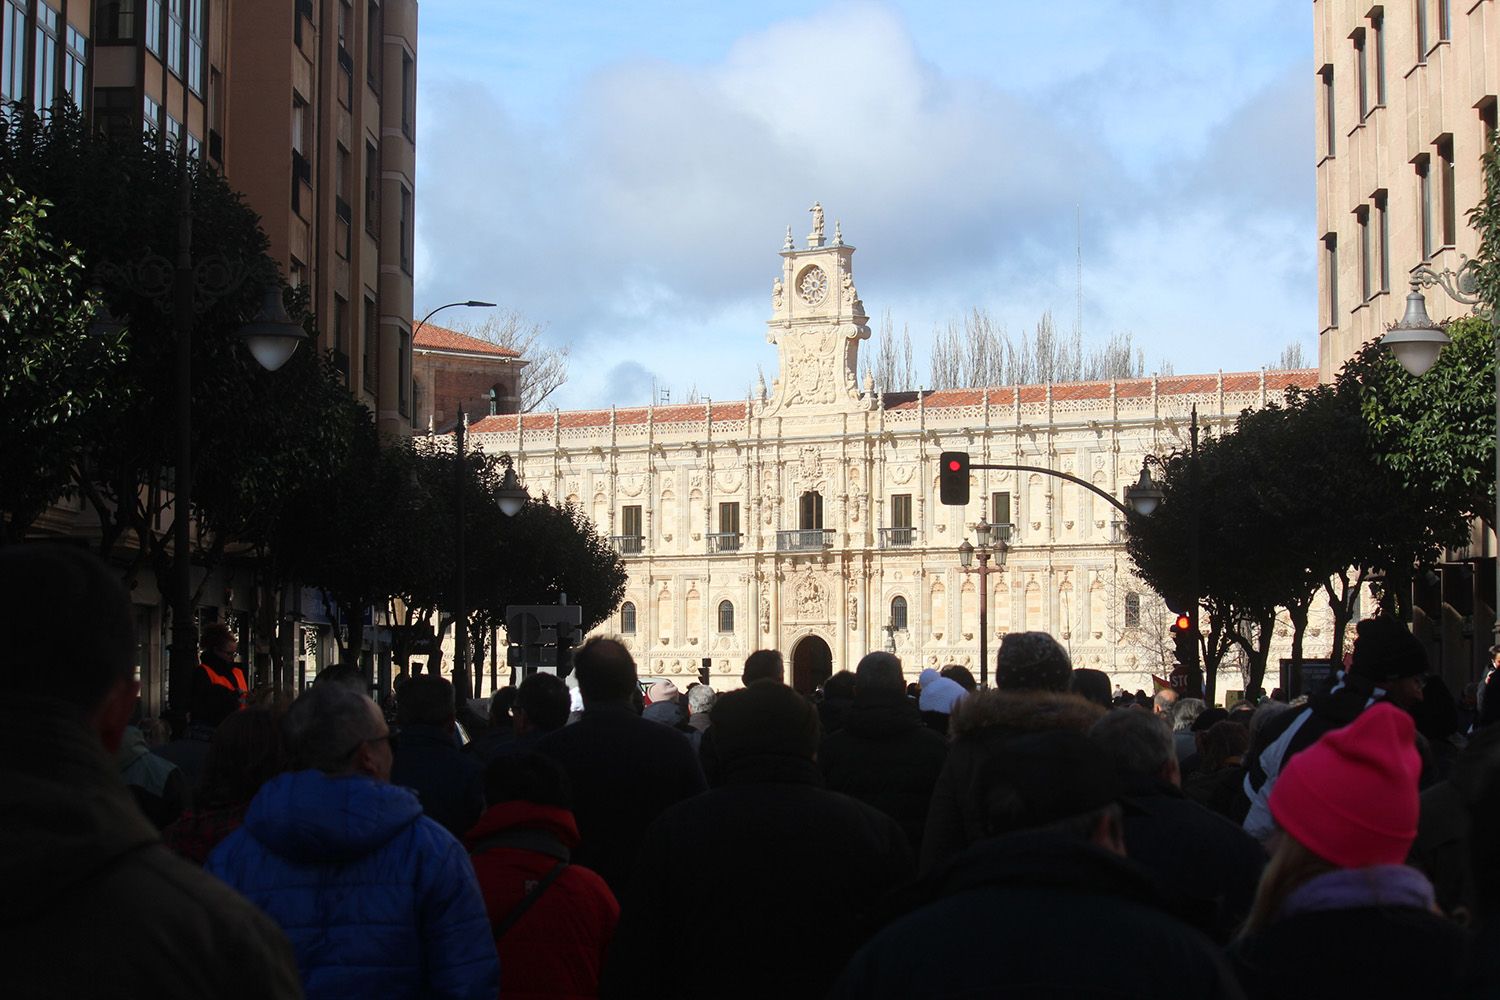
[{"left": 1230, "top": 703, "right": 1467, "bottom": 999}]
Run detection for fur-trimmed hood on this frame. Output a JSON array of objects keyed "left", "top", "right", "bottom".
[{"left": 948, "top": 690, "right": 1105, "bottom": 743}]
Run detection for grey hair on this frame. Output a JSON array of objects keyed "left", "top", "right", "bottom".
[
  {"left": 1090, "top": 709, "right": 1176, "bottom": 779},
  {"left": 855, "top": 651, "right": 905, "bottom": 696},
  {"left": 687, "top": 684, "right": 717, "bottom": 714},
  {"left": 1169, "top": 697, "right": 1206, "bottom": 733},
  {"left": 282, "top": 683, "right": 382, "bottom": 774}
]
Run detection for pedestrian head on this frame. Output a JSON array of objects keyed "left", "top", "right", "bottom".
[
  {"left": 513, "top": 672, "right": 570, "bottom": 734},
  {"left": 994, "top": 632, "right": 1071, "bottom": 693},
  {"left": 488, "top": 686, "right": 517, "bottom": 730},
  {"left": 1152, "top": 688, "right": 1178, "bottom": 716},
  {"left": 854, "top": 652, "right": 905, "bottom": 699},
  {"left": 0, "top": 544, "right": 136, "bottom": 752},
  {"left": 573, "top": 637, "right": 638, "bottom": 707},
  {"left": 743, "top": 649, "right": 784, "bottom": 686},
  {"left": 201, "top": 622, "right": 237, "bottom": 659},
  {"left": 1169, "top": 697, "right": 1206, "bottom": 733},
  {"left": 195, "top": 706, "right": 289, "bottom": 809},
  {"left": 484, "top": 752, "right": 573, "bottom": 810},
  {"left": 314, "top": 663, "right": 367, "bottom": 695},
  {"left": 1349, "top": 616, "right": 1429, "bottom": 709},
  {"left": 397, "top": 674, "right": 456, "bottom": 729},
  {"left": 647, "top": 679, "right": 680, "bottom": 704},
  {"left": 711, "top": 681, "right": 820, "bottom": 766},
  {"left": 1090, "top": 708, "right": 1179, "bottom": 786},
  {"left": 1069, "top": 668, "right": 1113, "bottom": 709},
  {"left": 822, "top": 670, "right": 856, "bottom": 702},
  {"left": 282, "top": 683, "right": 392, "bottom": 780},
  {"left": 1199, "top": 719, "right": 1250, "bottom": 773},
  {"left": 973, "top": 729, "right": 1123, "bottom": 850},
  {"left": 940, "top": 663, "right": 978, "bottom": 693},
  {"left": 918, "top": 671, "right": 968, "bottom": 716},
  {"left": 687, "top": 683, "right": 717, "bottom": 716}
]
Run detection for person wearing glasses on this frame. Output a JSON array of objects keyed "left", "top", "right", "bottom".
[{"left": 207, "top": 683, "right": 498, "bottom": 1000}]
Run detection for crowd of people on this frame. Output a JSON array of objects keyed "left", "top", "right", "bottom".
[{"left": 6, "top": 542, "right": 1500, "bottom": 998}]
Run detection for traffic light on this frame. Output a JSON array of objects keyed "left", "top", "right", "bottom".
[
  {"left": 1170, "top": 613, "right": 1200, "bottom": 669},
  {"left": 699, "top": 657, "right": 711, "bottom": 687},
  {"left": 939, "top": 451, "right": 970, "bottom": 505}
]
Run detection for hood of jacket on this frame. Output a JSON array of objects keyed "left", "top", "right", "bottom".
[
  {"left": 0, "top": 698, "right": 161, "bottom": 917},
  {"left": 241, "top": 769, "right": 423, "bottom": 864},
  {"left": 948, "top": 689, "right": 1104, "bottom": 743},
  {"left": 465, "top": 800, "right": 581, "bottom": 849},
  {"left": 642, "top": 700, "right": 687, "bottom": 727},
  {"left": 843, "top": 694, "right": 925, "bottom": 739}
]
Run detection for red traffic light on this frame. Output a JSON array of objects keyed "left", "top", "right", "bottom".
[
  {"left": 1173, "top": 613, "right": 1192, "bottom": 631},
  {"left": 938, "top": 451, "right": 971, "bottom": 505},
  {"left": 947, "top": 458, "right": 962, "bottom": 471}
]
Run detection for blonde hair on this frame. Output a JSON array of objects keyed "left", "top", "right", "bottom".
[{"left": 1239, "top": 833, "right": 1335, "bottom": 939}]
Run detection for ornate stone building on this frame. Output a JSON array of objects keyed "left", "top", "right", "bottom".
[{"left": 468, "top": 211, "right": 1317, "bottom": 696}]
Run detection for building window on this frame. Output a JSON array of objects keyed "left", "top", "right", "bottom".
[
  {"left": 335, "top": 143, "right": 351, "bottom": 259},
  {"left": 620, "top": 601, "right": 636, "bottom": 634},
  {"left": 96, "top": 0, "right": 137, "bottom": 43},
  {"left": 166, "top": 0, "right": 183, "bottom": 77},
  {"left": 289, "top": 256, "right": 305, "bottom": 288},
  {"left": 34, "top": 1, "right": 60, "bottom": 112},
  {"left": 1482, "top": 99, "right": 1498, "bottom": 151},
  {"left": 1124, "top": 592, "right": 1140, "bottom": 628},
  {"left": 291, "top": 96, "right": 310, "bottom": 216},
  {"left": 94, "top": 87, "right": 135, "bottom": 140},
  {"left": 1437, "top": 135, "right": 1456, "bottom": 247},
  {"left": 146, "top": 0, "right": 162, "bottom": 55},
  {"left": 3, "top": 0, "right": 25, "bottom": 104},
  {"left": 715, "top": 501, "right": 740, "bottom": 551},
  {"left": 990, "top": 491, "right": 1012, "bottom": 527},
  {"left": 889, "top": 493, "right": 912, "bottom": 545},
  {"left": 362, "top": 294, "right": 378, "bottom": 393},
  {"left": 1320, "top": 65, "right": 1335, "bottom": 158},
  {"left": 143, "top": 94, "right": 161, "bottom": 138},
  {"left": 400, "top": 48, "right": 414, "bottom": 139},
  {"left": 620, "top": 505, "right": 643, "bottom": 553},
  {"left": 718, "top": 600, "right": 734, "bottom": 633},
  {"left": 1357, "top": 205, "right": 1372, "bottom": 302},
  {"left": 187, "top": 0, "right": 204, "bottom": 93},
  {"left": 366, "top": 0, "right": 381, "bottom": 89},
  {"left": 62, "top": 25, "right": 86, "bottom": 106},
  {"left": 397, "top": 326, "right": 410, "bottom": 417},
  {"left": 1437, "top": 0, "right": 1450, "bottom": 41},
  {"left": 332, "top": 293, "right": 348, "bottom": 361},
  {"left": 1354, "top": 29, "right": 1368, "bottom": 121},
  {"left": 1417, "top": 155, "right": 1433, "bottom": 259},
  {"left": 799, "top": 491, "right": 823, "bottom": 530},
  {"left": 164, "top": 114, "right": 181, "bottom": 149},
  {"left": 364, "top": 140, "right": 380, "bottom": 238},
  {"left": 1371, "top": 13, "right": 1386, "bottom": 107},
  {"left": 1416, "top": 0, "right": 1428, "bottom": 60},
  {"left": 399, "top": 184, "right": 413, "bottom": 274},
  {"left": 889, "top": 596, "right": 908, "bottom": 632},
  {"left": 1323, "top": 232, "right": 1338, "bottom": 329},
  {"left": 1375, "top": 190, "right": 1390, "bottom": 294}
]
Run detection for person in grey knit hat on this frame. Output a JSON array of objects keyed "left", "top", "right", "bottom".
[{"left": 995, "top": 632, "right": 1072, "bottom": 693}]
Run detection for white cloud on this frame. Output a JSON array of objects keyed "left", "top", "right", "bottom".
[{"left": 416, "top": 1, "right": 1315, "bottom": 409}]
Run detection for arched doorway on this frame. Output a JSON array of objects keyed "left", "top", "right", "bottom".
[{"left": 791, "top": 633, "right": 833, "bottom": 696}]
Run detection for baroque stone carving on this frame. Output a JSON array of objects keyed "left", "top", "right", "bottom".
[
  {"left": 808, "top": 202, "right": 824, "bottom": 246},
  {"left": 798, "top": 266, "right": 828, "bottom": 306},
  {"left": 794, "top": 568, "right": 826, "bottom": 621},
  {"left": 772, "top": 276, "right": 784, "bottom": 309}
]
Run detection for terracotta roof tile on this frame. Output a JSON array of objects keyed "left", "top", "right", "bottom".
[
  {"left": 413, "top": 323, "right": 522, "bottom": 358},
  {"left": 468, "top": 400, "right": 749, "bottom": 435}
]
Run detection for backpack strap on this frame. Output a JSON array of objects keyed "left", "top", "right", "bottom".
[{"left": 489, "top": 861, "right": 568, "bottom": 940}]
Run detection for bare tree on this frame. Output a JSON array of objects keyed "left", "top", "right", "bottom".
[
  {"left": 860, "top": 309, "right": 917, "bottom": 393},
  {"left": 1271, "top": 341, "right": 1308, "bottom": 370},
  {"left": 456, "top": 311, "right": 569, "bottom": 412},
  {"left": 924, "top": 309, "right": 1151, "bottom": 388}
]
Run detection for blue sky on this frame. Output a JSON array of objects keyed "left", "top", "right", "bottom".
[{"left": 414, "top": 1, "right": 1315, "bottom": 410}]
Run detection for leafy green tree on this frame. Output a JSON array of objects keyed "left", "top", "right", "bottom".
[{"left": 0, "top": 184, "right": 126, "bottom": 541}]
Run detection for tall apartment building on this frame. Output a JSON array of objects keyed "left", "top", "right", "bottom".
[
  {"left": 1315, "top": 0, "right": 1498, "bottom": 380},
  {"left": 4, "top": 1, "right": 419, "bottom": 438}
]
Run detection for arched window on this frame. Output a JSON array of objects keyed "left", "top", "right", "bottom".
[
  {"left": 488, "top": 385, "right": 500, "bottom": 416},
  {"left": 620, "top": 601, "right": 637, "bottom": 634},
  {"left": 890, "top": 595, "right": 908, "bottom": 631},
  {"left": 799, "top": 490, "right": 823, "bottom": 529},
  {"left": 1124, "top": 592, "right": 1141, "bottom": 628},
  {"left": 718, "top": 600, "right": 734, "bottom": 633}
]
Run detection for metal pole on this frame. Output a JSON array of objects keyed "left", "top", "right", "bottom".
[
  {"left": 1492, "top": 316, "right": 1499, "bottom": 660},
  {"left": 454, "top": 406, "right": 467, "bottom": 695},
  {"left": 978, "top": 549, "right": 990, "bottom": 688},
  {"left": 1189, "top": 405, "right": 1204, "bottom": 701},
  {"left": 169, "top": 151, "right": 196, "bottom": 726}
]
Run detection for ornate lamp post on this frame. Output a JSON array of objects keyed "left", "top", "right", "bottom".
[
  {"left": 1381, "top": 259, "right": 1498, "bottom": 648},
  {"left": 959, "top": 518, "right": 1011, "bottom": 688}
]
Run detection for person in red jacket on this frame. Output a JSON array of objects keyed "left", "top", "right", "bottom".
[{"left": 467, "top": 753, "right": 619, "bottom": 999}]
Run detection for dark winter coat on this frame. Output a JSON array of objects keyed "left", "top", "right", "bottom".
[
  {"left": 1230, "top": 868, "right": 1466, "bottom": 999},
  {"left": 1117, "top": 774, "right": 1266, "bottom": 941},
  {"left": 919, "top": 690, "right": 1104, "bottom": 872},
  {"left": 207, "top": 770, "right": 498, "bottom": 1000},
  {"left": 465, "top": 801, "right": 619, "bottom": 1000},
  {"left": 604, "top": 754, "right": 912, "bottom": 1000},
  {"left": 1183, "top": 760, "right": 1251, "bottom": 825},
  {"left": 152, "top": 721, "right": 217, "bottom": 797},
  {"left": 536, "top": 702, "right": 707, "bottom": 892},
  {"left": 390, "top": 723, "right": 486, "bottom": 839},
  {"left": 2, "top": 697, "right": 302, "bottom": 999},
  {"left": 832, "top": 829, "right": 1244, "bottom": 999},
  {"left": 818, "top": 692, "right": 948, "bottom": 852},
  {"left": 115, "top": 724, "right": 187, "bottom": 829}
]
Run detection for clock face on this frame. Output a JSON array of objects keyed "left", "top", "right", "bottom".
[{"left": 798, "top": 265, "right": 829, "bottom": 306}]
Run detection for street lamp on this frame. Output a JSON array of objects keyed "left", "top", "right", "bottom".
[
  {"left": 959, "top": 517, "right": 1010, "bottom": 688},
  {"left": 1124, "top": 465, "right": 1165, "bottom": 516},
  {"left": 1380, "top": 260, "right": 1498, "bottom": 650},
  {"left": 413, "top": 299, "right": 497, "bottom": 340}
]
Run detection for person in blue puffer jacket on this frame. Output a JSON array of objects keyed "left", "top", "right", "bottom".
[{"left": 207, "top": 683, "right": 499, "bottom": 1000}]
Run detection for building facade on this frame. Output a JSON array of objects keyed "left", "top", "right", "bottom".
[
  {"left": 1315, "top": 0, "right": 1498, "bottom": 379},
  {"left": 468, "top": 218, "right": 1319, "bottom": 697},
  {"left": 413, "top": 323, "right": 525, "bottom": 432}
]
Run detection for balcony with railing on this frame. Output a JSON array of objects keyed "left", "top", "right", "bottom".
[
  {"left": 707, "top": 532, "right": 742, "bottom": 553},
  {"left": 879, "top": 526, "right": 917, "bottom": 549},
  {"left": 611, "top": 534, "right": 644, "bottom": 556},
  {"left": 776, "top": 528, "right": 833, "bottom": 552}
]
